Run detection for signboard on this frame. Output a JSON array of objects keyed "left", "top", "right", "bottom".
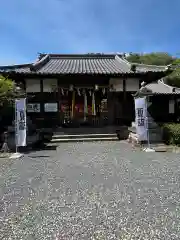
[
  {"left": 27, "top": 103, "right": 40, "bottom": 112},
  {"left": 169, "top": 100, "right": 175, "bottom": 114},
  {"left": 44, "top": 103, "right": 58, "bottom": 112},
  {"left": 15, "top": 98, "right": 27, "bottom": 147},
  {"left": 134, "top": 97, "right": 147, "bottom": 141}
]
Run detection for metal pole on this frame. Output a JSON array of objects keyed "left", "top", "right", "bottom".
[
  {"left": 15, "top": 99, "right": 18, "bottom": 153},
  {"left": 145, "top": 96, "right": 151, "bottom": 149}
]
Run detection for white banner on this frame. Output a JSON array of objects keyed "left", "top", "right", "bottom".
[
  {"left": 15, "top": 98, "right": 27, "bottom": 147},
  {"left": 134, "top": 97, "right": 147, "bottom": 141}
]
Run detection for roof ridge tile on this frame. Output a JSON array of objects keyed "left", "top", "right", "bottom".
[
  {"left": 31, "top": 54, "right": 50, "bottom": 71},
  {"left": 0, "top": 53, "right": 171, "bottom": 75}
]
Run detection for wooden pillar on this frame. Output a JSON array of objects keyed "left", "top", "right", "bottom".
[
  {"left": 92, "top": 90, "right": 96, "bottom": 116},
  {"left": 83, "top": 89, "right": 88, "bottom": 121},
  {"left": 107, "top": 90, "right": 114, "bottom": 125},
  {"left": 40, "top": 79, "right": 44, "bottom": 115},
  {"left": 58, "top": 80, "right": 62, "bottom": 125},
  {"left": 123, "top": 77, "right": 127, "bottom": 123},
  {"left": 71, "top": 90, "right": 75, "bottom": 118},
  {"left": 123, "top": 77, "right": 126, "bottom": 107}
]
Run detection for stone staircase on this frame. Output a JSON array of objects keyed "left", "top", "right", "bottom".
[
  {"left": 51, "top": 133, "right": 119, "bottom": 143},
  {"left": 50, "top": 127, "right": 123, "bottom": 143}
]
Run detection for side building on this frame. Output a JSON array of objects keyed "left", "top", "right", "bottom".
[{"left": 0, "top": 53, "right": 170, "bottom": 129}]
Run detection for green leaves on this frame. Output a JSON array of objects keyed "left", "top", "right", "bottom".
[
  {"left": 165, "top": 59, "right": 180, "bottom": 87},
  {"left": 162, "top": 123, "right": 180, "bottom": 145},
  {"left": 127, "top": 52, "right": 174, "bottom": 66},
  {"left": 0, "top": 75, "right": 24, "bottom": 106},
  {"left": 126, "top": 52, "right": 180, "bottom": 88}
]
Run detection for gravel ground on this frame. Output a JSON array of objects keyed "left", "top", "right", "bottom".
[{"left": 0, "top": 141, "right": 180, "bottom": 239}]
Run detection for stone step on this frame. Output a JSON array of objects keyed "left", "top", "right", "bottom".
[
  {"left": 51, "top": 136, "right": 119, "bottom": 143},
  {"left": 141, "top": 143, "right": 167, "bottom": 152},
  {"left": 52, "top": 133, "right": 117, "bottom": 139},
  {"left": 54, "top": 127, "right": 117, "bottom": 134}
]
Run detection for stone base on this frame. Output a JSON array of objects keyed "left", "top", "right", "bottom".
[
  {"left": 142, "top": 147, "right": 155, "bottom": 152},
  {"left": 128, "top": 132, "right": 140, "bottom": 146},
  {"left": 0, "top": 153, "right": 12, "bottom": 158},
  {"left": 9, "top": 152, "right": 24, "bottom": 159},
  {"left": 128, "top": 132, "right": 168, "bottom": 152}
]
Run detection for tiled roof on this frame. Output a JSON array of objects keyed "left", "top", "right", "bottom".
[
  {"left": 0, "top": 53, "right": 170, "bottom": 76},
  {"left": 134, "top": 80, "right": 180, "bottom": 96},
  {"left": 145, "top": 81, "right": 173, "bottom": 94},
  {"left": 133, "top": 63, "right": 168, "bottom": 73}
]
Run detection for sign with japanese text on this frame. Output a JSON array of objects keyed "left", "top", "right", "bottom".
[
  {"left": 27, "top": 103, "right": 40, "bottom": 112},
  {"left": 44, "top": 103, "right": 58, "bottom": 112},
  {"left": 134, "top": 97, "right": 147, "bottom": 141},
  {"left": 15, "top": 98, "right": 27, "bottom": 146}
]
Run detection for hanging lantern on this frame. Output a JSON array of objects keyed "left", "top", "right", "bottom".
[
  {"left": 84, "top": 89, "right": 88, "bottom": 121},
  {"left": 89, "top": 90, "right": 92, "bottom": 96},
  {"left": 61, "top": 88, "right": 64, "bottom": 95},
  {"left": 95, "top": 84, "right": 99, "bottom": 91},
  {"left": 102, "top": 88, "right": 106, "bottom": 95},
  {"left": 66, "top": 90, "right": 69, "bottom": 95},
  {"left": 69, "top": 84, "right": 73, "bottom": 91},
  {"left": 82, "top": 89, "right": 86, "bottom": 95},
  {"left": 109, "top": 84, "right": 114, "bottom": 92},
  {"left": 77, "top": 88, "right": 81, "bottom": 96}
]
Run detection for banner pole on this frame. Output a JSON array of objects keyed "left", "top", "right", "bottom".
[
  {"left": 146, "top": 96, "right": 150, "bottom": 148},
  {"left": 10, "top": 98, "right": 26, "bottom": 159},
  {"left": 143, "top": 96, "right": 155, "bottom": 152},
  {"left": 15, "top": 99, "right": 18, "bottom": 154}
]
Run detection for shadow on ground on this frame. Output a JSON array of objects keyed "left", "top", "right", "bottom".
[{"left": 19, "top": 143, "right": 58, "bottom": 154}]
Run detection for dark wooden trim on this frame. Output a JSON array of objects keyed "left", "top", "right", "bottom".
[
  {"left": 1, "top": 71, "right": 171, "bottom": 81},
  {"left": 139, "top": 78, "right": 141, "bottom": 89},
  {"left": 40, "top": 79, "right": 43, "bottom": 93},
  {"left": 57, "top": 79, "right": 61, "bottom": 112},
  {"left": 40, "top": 79, "right": 44, "bottom": 113},
  {"left": 123, "top": 76, "right": 127, "bottom": 116},
  {"left": 123, "top": 77, "right": 126, "bottom": 101}
]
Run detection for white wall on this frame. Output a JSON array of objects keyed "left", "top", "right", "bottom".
[
  {"left": 25, "top": 79, "right": 41, "bottom": 92},
  {"left": 110, "top": 78, "right": 139, "bottom": 92},
  {"left": 109, "top": 78, "right": 123, "bottom": 91},
  {"left": 126, "top": 78, "right": 139, "bottom": 91},
  {"left": 43, "top": 79, "right": 58, "bottom": 92},
  {"left": 25, "top": 78, "right": 58, "bottom": 92}
]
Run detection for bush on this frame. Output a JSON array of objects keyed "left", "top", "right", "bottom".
[{"left": 162, "top": 123, "right": 180, "bottom": 145}]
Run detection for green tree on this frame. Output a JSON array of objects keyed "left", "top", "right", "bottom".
[
  {"left": 165, "top": 59, "right": 180, "bottom": 87},
  {"left": 0, "top": 75, "right": 25, "bottom": 106},
  {"left": 126, "top": 53, "right": 141, "bottom": 63},
  {"left": 127, "top": 52, "right": 174, "bottom": 66},
  {"left": 0, "top": 75, "right": 25, "bottom": 127},
  {"left": 0, "top": 75, "right": 16, "bottom": 105},
  {"left": 127, "top": 52, "right": 180, "bottom": 87}
]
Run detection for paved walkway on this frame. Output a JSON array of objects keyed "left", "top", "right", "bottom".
[{"left": 0, "top": 141, "right": 180, "bottom": 239}]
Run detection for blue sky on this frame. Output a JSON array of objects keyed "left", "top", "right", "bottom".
[{"left": 0, "top": 0, "right": 179, "bottom": 65}]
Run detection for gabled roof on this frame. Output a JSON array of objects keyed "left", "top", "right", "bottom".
[
  {"left": 0, "top": 53, "right": 170, "bottom": 76},
  {"left": 134, "top": 80, "right": 180, "bottom": 97},
  {"left": 132, "top": 63, "right": 169, "bottom": 73}
]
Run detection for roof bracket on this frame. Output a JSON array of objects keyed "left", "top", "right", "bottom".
[{"left": 30, "top": 54, "right": 49, "bottom": 71}]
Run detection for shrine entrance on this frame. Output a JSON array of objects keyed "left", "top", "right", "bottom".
[{"left": 59, "top": 87, "right": 108, "bottom": 127}]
